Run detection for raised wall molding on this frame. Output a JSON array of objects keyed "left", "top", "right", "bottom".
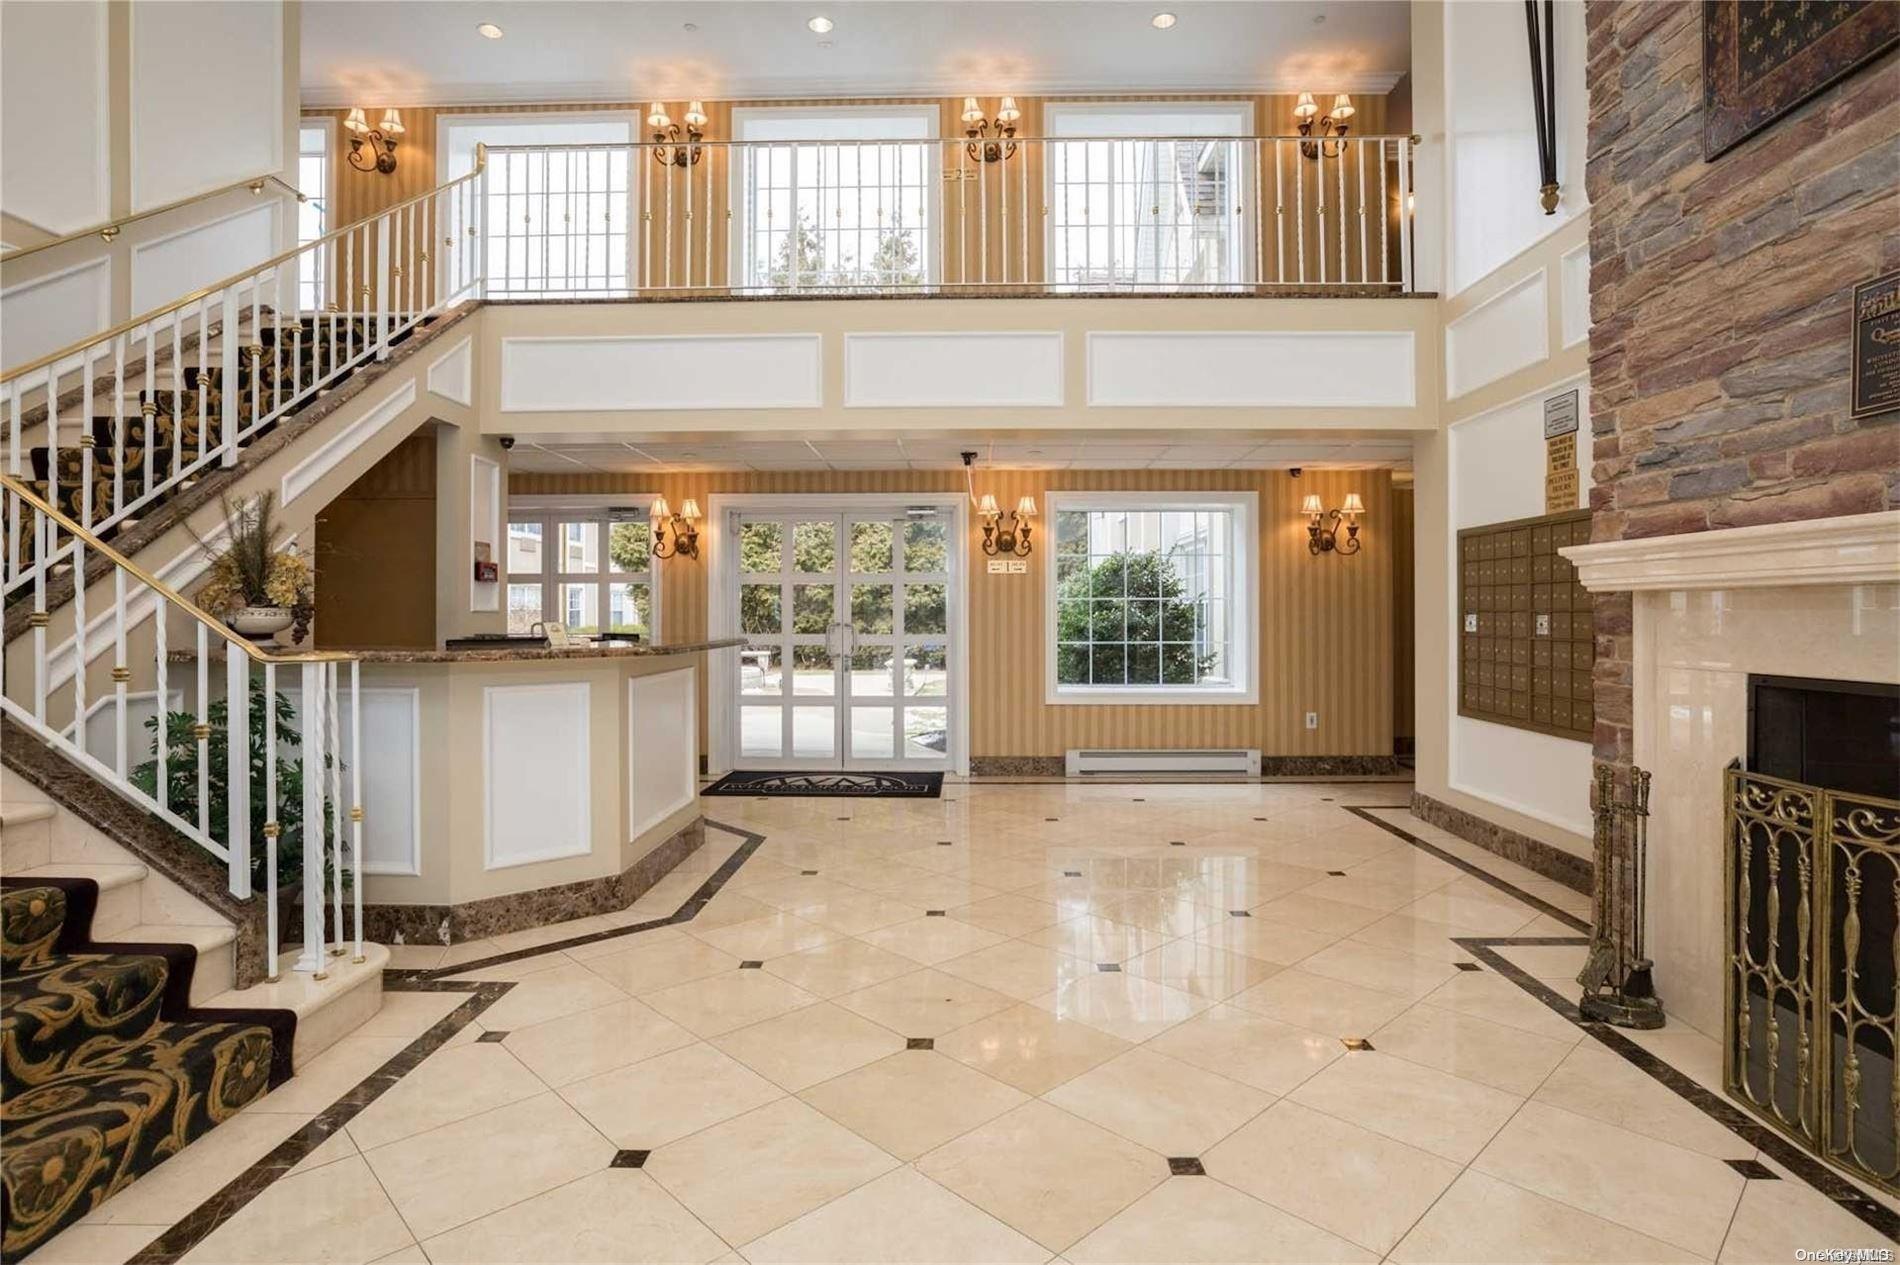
[
  {"left": 1086, "top": 330, "right": 1416, "bottom": 408},
  {"left": 627, "top": 668, "right": 697, "bottom": 840},
  {"left": 0, "top": 257, "right": 111, "bottom": 375},
  {"left": 844, "top": 332, "right": 1063, "bottom": 408},
  {"left": 483, "top": 681, "right": 592, "bottom": 870},
  {"left": 499, "top": 334, "right": 823, "bottom": 412},
  {"left": 426, "top": 334, "right": 473, "bottom": 406},
  {"left": 1560, "top": 244, "right": 1591, "bottom": 349},
  {"left": 280, "top": 378, "right": 417, "bottom": 506},
  {"left": 1444, "top": 269, "right": 1550, "bottom": 399},
  {"left": 351, "top": 688, "right": 423, "bottom": 876},
  {"left": 129, "top": 201, "right": 278, "bottom": 315},
  {"left": 1565, "top": 511, "right": 1900, "bottom": 592}
]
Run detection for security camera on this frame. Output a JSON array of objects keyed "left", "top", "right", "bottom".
[
  {"left": 1289, "top": 466, "right": 1303, "bottom": 478},
  {"left": 498, "top": 435, "right": 516, "bottom": 451}
]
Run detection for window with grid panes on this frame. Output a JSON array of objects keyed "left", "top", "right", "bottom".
[{"left": 506, "top": 509, "right": 658, "bottom": 639}]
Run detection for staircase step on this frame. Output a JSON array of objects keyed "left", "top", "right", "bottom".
[
  {"left": 97, "top": 923, "right": 238, "bottom": 1005},
  {"left": 11, "top": 863, "right": 147, "bottom": 937},
  {"left": 200, "top": 942, "right": 388, "bottom": 1069}
]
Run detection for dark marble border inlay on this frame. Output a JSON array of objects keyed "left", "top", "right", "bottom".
[
  {"left": 1344, "top": 806, "right": 1590, "bottom": 935},
  {"left": 1408, "top": 790, "right": 1593, "bottom": 894}
]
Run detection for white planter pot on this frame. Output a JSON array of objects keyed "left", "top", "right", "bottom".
[{"left": 230, "top": 605, "right": 294, "bottom": 641}]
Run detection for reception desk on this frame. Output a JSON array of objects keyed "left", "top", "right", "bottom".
[{"left": 345, "top": 638, "right": 740, "bottom": 945}]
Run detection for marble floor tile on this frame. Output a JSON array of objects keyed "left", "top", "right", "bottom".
[
  {"left": 1493, "top": 941, "right": 1591, "bottom": 982},
  {"left": 1203, "top": 1098, "right": 1461, "bottom": 1255},
  {"left": 1044, "top": 1046, "right": 1272, "bottom": 1156},
  {"left": 1531, "top": 1042, "right": 1756, "bottom": 1160},
  {"left": 179, "top": 1155, "right": 414, "bottom": 1265},
  {"left": 1247, "top": 891, "right": 1387, "bottom": 935},
  {"left": 714, "top": 1000, "right": 908, "bottom": 1091},
  {"left": 1720, "top": 1168, "right": 1900, "bottom": 1262},
  {"left": 1031, "top": 971, "right": 1212, "bottom": 1043},
  {"left": 1398, "top": 888, "right": 1543, "bottom": 935},
  {"left": 916, "top": 1100, "right": 1169, "bottom": 1254},
  {"left": 759, "top": 936, "right": 919, "bottom": 997},
  {"left": 739, "top": 1167, "right": 1047, "bottom": 1264},
  {"left": 835, "top": 966, "right": 1017, "bottom": 1037},
  {"left": 1180, "top": 915, "right": 1342, "bottom": 966},
  {"left": 346, "top": 1041, "right": 547, "bottom": 1151},
  {"left": 934, "top": 1001, "right": 1133, "bottom": 1094},
  {"left": 1226, "top": 967, "right": 1413, "bottom": 1038},
  {"left": 1472, "top": 1100, "right": 1746, "bottom": 1258},
  {"left": 1415, "top": 968, "right": 1586, "bottom": 1044},
  {"left": 248, "top": 1035, "right": 412, "bottom": 1114},
  {"left": 1370, "top": 1003, "right": 1574, "bottom": 1096},
  {"left": 688, "top": 911, "right": 842, "bottom": 960},
  {"left": 801, "top": 1048, "right": 1029, "bottom": 1159},
  {"left": 418, "top": 1168, "right": 729, "bottom": 1264},
  {"left": 859, "top": 915, "right": 1009, "bottom": 965},
  {"left": 1146, "top": 1003, "right": 1342, "bottom": 1095},
  {"left": 1122, "top": 938, "right": 1280, "bottom": 1000},
  {"left": 1023, "top": 915, "right": 1173, "bottom": 964},
  {"left": 581, "top": 935, "right": 743, "bottom": 995},
  {"left": 946, "top": 892, "right": 1065, "bottom": 937},
  {"left": 1068, "top": 1174, "right": 1376, "bottom": 1264},
  {"left": 362, "top": 1093, "right": 617, "bottom": 1240},
  {"left": 19, "top": 1224, "right": 158, "bottom": 1265},
  {"left": 646, "top": 1097, "right": 900, "bottom": 1246},
  {"left": 83, "top": 1108, "right": 312, "bottom": 1227},
  {"left": 1391, "top": 1169, "right": 1705, "bottom": 1264},
  {"left": 559, "top": 1040, "right": 784, "bottom": 1147},
  {"left": 789, "top": 888, "right": 928, "bottom": 936},
  {"left": 640, "top": 968, "right": 818, "bottom": 1037},
  {"left": 1288, "top": 1050, "right": 1521, "bottom": 1163},
  {"left": 471, "top": 962, "right": 630, "bottom": 1031},
  {"left": 347, "top": 989, "right": 471, "bottom": 1039},
  {"left": 937, "top": 939, "right": 1093, "bottom": 1001},
  {"left": 500, "top": 996, "right": 697, "bottom": 1087}
]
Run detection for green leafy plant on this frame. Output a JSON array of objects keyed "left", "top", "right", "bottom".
[
  {"left": 129, "top": 679, "right": 345, "bottom": 894},
  {"left": 195, "top": 492, "right": 311, "bottom": 614},
  {"left": 1054, "top": 550, "right": 1216, "bottom": 687}
]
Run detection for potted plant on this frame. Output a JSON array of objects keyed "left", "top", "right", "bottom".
[{"left": 196, "top": 492, "right": 312, "bottom": 642}]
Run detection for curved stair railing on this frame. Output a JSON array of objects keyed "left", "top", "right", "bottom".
[
  {"left": 1, "top": 470, "right": 363, "bottom": 981},
  {"left": 1, "top": 149, "right": 489, "bottom": 595}
]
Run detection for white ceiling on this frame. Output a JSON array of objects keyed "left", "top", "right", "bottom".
[
  {"left": 301, "top": 1, "right": 1410, "bottom": 108},
  {"left": 503, "top": 431, "right": 1416, "bottom": 474}
]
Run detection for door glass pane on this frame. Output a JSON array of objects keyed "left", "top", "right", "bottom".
[
  {"left": 851, "top": 584, "right": 893, "bottom": 634},
  {"left": 507, "top": 584, "right": 542, "bottom": 633},
  {"left": 904, "top": 520, "right": 947, "bottom": 572},
  {"left": 792, "top": 705, "right": 837, "bottom": 758},
  {"left": 610, "top": 582, "right": 650, "bottom": 634},
  {"left": 791, "top": 645, "right": 836, "bottom": 695},
  {"left": 850, "top": 521, "right": 893, "bottom": 572},
  {"left": 561, "top": 583, "right": 600, "bottom": 633},
  {"left": 849, "top": 706, "right": 895, "bottom": 759},
  {"left": 904, "top": 583, "right": 946, "bottom": 635},
  {"left": 741, "top": 585, "right": 782, "bottom": 635},
  {"left": 741, "top": 705, "right": 782, "bottom": 757},
  {"left": 741, "top": 521, "right": 782, "bottom": 572},
  {"left": 739, "top": 645, "right": 785, "bottom": 696},
  {"left": 792, "top": 584, "right": 834, "bottom": 634},
  {"left": 906, "top": 645, "right": 947, "bottom": 696},
  {"left": 507, "top": 522, "right": 544, "bottom": 572},
  {"left": 608, "top": 520, "right": 650, "bottom": 571},
  {"left": 794, "top": 521, "right": 835, "bottom": 572},
  {"left": 905, "top": 706, "right": 948, "bottom": 759},
  {"left": 559, "top": 522, "right": 600, "bottom": 573},
  {"left": 849, "top": 647, "right": 895, "bottom": 697}
]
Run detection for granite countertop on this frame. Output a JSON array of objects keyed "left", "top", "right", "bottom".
[{"left": 347, "top": 637, "right": 746, "bottom": 664}]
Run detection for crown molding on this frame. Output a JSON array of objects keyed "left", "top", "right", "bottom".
[
  {"left": 299, "top": 71, "right": 1407, "bottom": 111},
  {"left": 1564, "top": 511, "right": 1900, "bottom": 592}
]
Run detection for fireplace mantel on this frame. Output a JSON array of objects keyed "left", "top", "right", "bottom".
[{"left": 1562, "top": 510, "right": 1900, "bottom": 592}]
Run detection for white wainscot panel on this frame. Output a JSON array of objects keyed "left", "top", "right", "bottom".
[
  {"left": 130, "top": 203, "right": 277, "bottom": 315},
  {"left": 844, "top": 332, "right": 1063, "bottom": 408},
  {"left": 628, "top": 668, "right": 697, "bottom": 839},
  {"left": 1, "top": 260, "right": 110, "bottom": 374},
  {"left": 469, "top": 455, "right": 500, "bottom": 613},
  {"left": 499, "top": 335, "right": 823, "bottom": 412},
  {"left": 281, "top": 379, "right": 417, "bottom": 505},
  {"left": 1086, "top": 331, "right": 1416, "bottom": 408},
  {"left": 2, "top": 0, "right": 108, "bottom": 234},
  {"left": 484, "top": 682, "right": 591, "bottom": 869},
  {"left": 130, "top": 0, "right": 281, "bottom": 209},
  {"left": 342, "top": 688, "right": 422, "bottom": 876},
  {"left": 1561, "top": 244, "right": 1591, "bottom": 349},
  {"left": 427, "top": 335, "right": 473, "bottom": 405},
  {"left": 1445, "top": 271, "right": 1550, "bottom": 399}
]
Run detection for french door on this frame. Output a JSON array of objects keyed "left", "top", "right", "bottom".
[{"left": 734, "top": 507, "right": 955, "bottom": 770}]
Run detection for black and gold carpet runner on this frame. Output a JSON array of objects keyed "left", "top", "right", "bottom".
[{"left": 0, "top": 877, "right": 295, "bottom": 1257}]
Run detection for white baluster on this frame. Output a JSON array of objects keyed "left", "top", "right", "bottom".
[
  {"left": 219, "top": 290, "right": 240, "bottom": 468},
  {"left": 327, "top": 660, "right": 343, "bottom": 958},
  {"left": 350, "top": 660, "right": 364, "bottom": 961},
  {"left": 113, "top": 568, "right": 127, "bottom": 776},
  {"left": 227, "top": 647, "right": 251, "bottom": 898},
  {"left": 195, "top": 622, "right": 209, "bottom": 834},
  {"left": 298, "top": 661, "right": 328, "bottom": 975},
  {"left": 264, "top": 659, "right": 281, "bottom": 978}
]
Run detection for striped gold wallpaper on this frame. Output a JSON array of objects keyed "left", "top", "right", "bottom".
[{"left": 510, "top": 467, "right": 1395, "bottom": 759}]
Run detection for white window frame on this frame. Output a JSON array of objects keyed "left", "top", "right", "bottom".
[
  {"left": 728, "top": 104, "right": 943, "bottom": 290},
  {"left": 1043, "top": 490, "right": 1258, "bottom": 705},
  {"left": 1042, "top": 100, "right": 1256, "bottom": 289},
  {"left": 296, "top": 117, "right": 335, "bottom": 310},
  {"left": 506, "top": 496, "right": 662, "bottom": 641}
]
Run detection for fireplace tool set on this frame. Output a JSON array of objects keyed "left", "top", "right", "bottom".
[{"left": 1578, "top": 763, "right": 1665, "bottom": 1028}]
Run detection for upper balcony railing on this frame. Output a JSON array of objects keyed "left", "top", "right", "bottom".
[{"left": 481, "top": 133, "right": 1420, "bottom": 299}]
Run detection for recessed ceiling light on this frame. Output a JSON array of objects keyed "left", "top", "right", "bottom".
[
  {"left": 1151, "top": 11, "right": 1177, "bottom": 28},
  {"left": 817, "top": 39, "right": 834, "bottom": 48},
  {"left": 682, "top": 21, "right": 697, "bottom": 30},
  {"left": 476, "top": 21, "right": 503, "bottom": 38},
  {"left": 807, "top": 15, "right": 833, "bottom": 33}
]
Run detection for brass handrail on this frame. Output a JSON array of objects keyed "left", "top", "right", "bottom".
[
  {"left": 1, "top": 470, "right": 356, "bottom": 665},
  {"left": 0, "top": 148, "right": 488, "bottom": 385},
  {"left": 0, "top": 173, "right": 304, "bottom": 264}
]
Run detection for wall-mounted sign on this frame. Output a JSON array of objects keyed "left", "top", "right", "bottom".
[
  {"left": 1544, "top": 389, "right": 1581, "bottom": 512},
  {"left": 1543, "top": 390, "right": 1580, "bottom": 439},
  {"left": 1852, "top": 269, "right": 1900, "bottom": 420}
]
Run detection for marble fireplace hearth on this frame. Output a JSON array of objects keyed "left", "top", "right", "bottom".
[{"left": 1567, "top": 511, "right": 1900, "bottom": 1037}]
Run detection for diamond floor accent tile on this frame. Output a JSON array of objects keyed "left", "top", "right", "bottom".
[
  {"left": 740, "top": 960, "right": 764, "bottom": 969},
  {"left": 610, "top": 1149, "right": 651, "bottom": 1169},
  {"left": 1167, "top": 1157, "right": 1207, "bottom": 1176},
  {"left": 1726, "top": 1158, "right": 1779, "bottom": 1180},
  {"left": 1455, "top": 961, "right": 1483, "bottom": 971},
  {"left": 907, "top": 1037, "right": 935, "bottom": 1050},
  {"left": 476, "top": 1030, "right": 509, "bottom": 1043}
]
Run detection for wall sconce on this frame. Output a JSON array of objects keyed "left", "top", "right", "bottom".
[
  {"left": 648, "top": 101, "right": 708, "bottom": 167},
  {"left": 1294, "top": 91, "right": 1353, "bottom": 160},
  {"left": 344, "top": 108, "right": 405, "bottom": 174},
  {"left": 961, "top": 96, "right": 1021, "bottom": 164},
  {"left": 1303, "top": 491, "right": 1364, "bottom": 557},
  {"left": 649, "top": 496, "right": 702, "bottom": 559},
  {"left": 979, "top": 493, "right": 1037, "bottom": 557}
]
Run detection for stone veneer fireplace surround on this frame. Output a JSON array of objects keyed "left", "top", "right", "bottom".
[{"left": 1566, "top": 511, "right": 1900, "bottom": 1038}]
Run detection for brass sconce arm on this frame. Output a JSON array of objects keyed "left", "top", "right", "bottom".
[{"left": 650, "top": 496, "right": 703, "bottom": 560}]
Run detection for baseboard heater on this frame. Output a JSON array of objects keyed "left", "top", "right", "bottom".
[{"left": 1064, "top": 748, "right": 1261, "bottom": 776}]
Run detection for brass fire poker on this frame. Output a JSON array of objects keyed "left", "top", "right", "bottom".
[{"left": 1578, "top": 764, "right": 1665, "bottom": 1028}]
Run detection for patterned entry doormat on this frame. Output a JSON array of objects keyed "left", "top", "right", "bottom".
[{"left": 702, "top": 770, "right": 944, "bottom": 798}]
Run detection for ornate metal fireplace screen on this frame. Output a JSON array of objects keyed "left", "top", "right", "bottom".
[{"left": 1726, "top": 764, "right": 1900, "bottom": 1195}]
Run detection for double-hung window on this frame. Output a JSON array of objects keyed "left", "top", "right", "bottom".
[
  {"left": 1046, "top": 492, "right": 1256, "bottom": 703},
  {"left": 731, "top": 106, "right": 939, "bottom": 291},
  {"left": 1045, "top": 102, "right": 1253, "bottom": 289},
  {"left": 506, "top": 508, "right": 658, "bottom": 639}
]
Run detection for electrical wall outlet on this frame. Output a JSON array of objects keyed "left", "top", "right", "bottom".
[{"left": 1305, "top": 711, "right": 1319, "bottom": 730}]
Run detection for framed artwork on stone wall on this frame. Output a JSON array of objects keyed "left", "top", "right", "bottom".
[{"left": 1702, "top": 0, "right": 1899, "bottom": 159}]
